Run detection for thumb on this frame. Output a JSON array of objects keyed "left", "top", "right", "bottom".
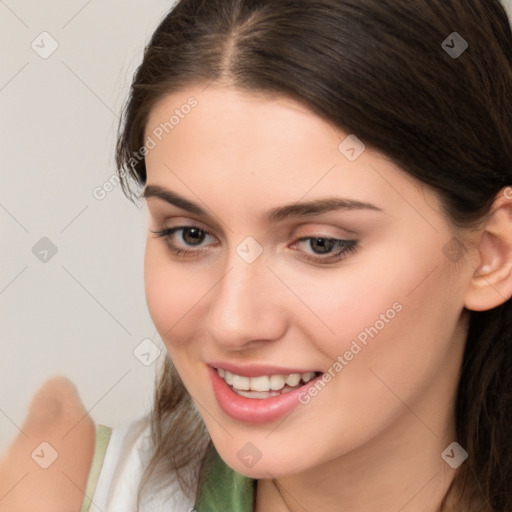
[{"left": 0, "top": 376, "right": 96, "bottom": 512}]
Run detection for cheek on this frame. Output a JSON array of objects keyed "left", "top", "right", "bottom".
[
  {"left": 291, "top": 238, "right": 463, "bottom": 381},
  {"left": 143, "top": 242, "right": 208, "bottom": 349}
]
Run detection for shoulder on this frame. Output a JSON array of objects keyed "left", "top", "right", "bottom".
[
  {"left": 0, "top": 376, "right": 96, "bottom": 512},
  {"left": 91, "top": 414, "right": 197, "bottom": 511}
]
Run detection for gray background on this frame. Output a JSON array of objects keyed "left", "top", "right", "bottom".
[
  {"left": 1, "top": 0, "right": 511, "bottom": 456},
  {"left": 0, "top": 0, "right": 176, "bottom": 456}
]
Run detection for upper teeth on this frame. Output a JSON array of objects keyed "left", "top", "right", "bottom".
[{"left": 217, "top": 368, "right": 318, "bottom": 392}]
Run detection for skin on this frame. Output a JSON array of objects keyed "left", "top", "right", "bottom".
[
  {"left": 0, "top": 377, "right": 95, "bottom": 512},
  {"left": 142, "top": 83, "right": 512, "bottom": 512}
]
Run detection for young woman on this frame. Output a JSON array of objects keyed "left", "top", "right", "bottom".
[{"left": 1, "top": 0, "right": 510, "bottom": 511}]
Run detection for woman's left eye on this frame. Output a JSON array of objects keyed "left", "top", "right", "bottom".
[{"left": 291, "top": 237, "right": 358, "bottom": 263}]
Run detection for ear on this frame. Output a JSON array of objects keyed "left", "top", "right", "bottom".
[{"left": 464, "top": 187, "right": 512, "bottom": 311}]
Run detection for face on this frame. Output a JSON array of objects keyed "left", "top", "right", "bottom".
[{"left": 142, "top": 84, "right": 475, "bottom": 479}]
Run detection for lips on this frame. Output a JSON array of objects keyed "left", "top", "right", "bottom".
[
  {"left": 208, "top": 361, "right": 322, "bottom": 378},
  {"left": 207, "top": 364, "right": 324, "bottom": 424}
]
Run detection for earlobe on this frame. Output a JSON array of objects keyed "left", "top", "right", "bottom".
[{"left": 463, "top": 187, "right": 512, "bottom": 312}]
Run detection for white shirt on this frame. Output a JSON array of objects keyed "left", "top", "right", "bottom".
[{"left": 89, "top": 415, "right": 196, "bottom": 512}]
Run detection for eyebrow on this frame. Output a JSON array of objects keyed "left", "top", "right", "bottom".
[{"left": 143, "top": 185, "right": 383, "bottom": 223}]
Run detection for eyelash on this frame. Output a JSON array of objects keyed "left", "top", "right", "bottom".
[{"left": 150, "top": 226, "right": 358, "bottom": 264}]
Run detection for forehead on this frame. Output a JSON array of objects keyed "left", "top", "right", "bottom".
[
  {"left": 143, "top": 84, "right": 432, "bottom": 220},
  {"left": 145, "top": 83, "right": 340, "bottom": 149}
]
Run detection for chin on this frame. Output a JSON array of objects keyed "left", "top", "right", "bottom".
[{"left": 214, "top": 443, "right": 310, "bottom": 480}]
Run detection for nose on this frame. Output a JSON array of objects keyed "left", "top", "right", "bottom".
[{"left": 204, "top": 251, "right": 288, "bottom": 351}]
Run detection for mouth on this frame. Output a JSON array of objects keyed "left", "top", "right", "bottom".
[
  {"left": 208, "top": 364, "right": 326, "bottom": 424},
  {"left": 215, "top": 367, "right": 323, "bottom": 399}
]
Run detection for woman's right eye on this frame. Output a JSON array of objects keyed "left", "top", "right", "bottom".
[{"left": 150, "top": 226, "right": 218, "bottom": 257}]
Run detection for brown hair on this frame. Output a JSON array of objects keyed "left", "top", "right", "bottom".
[{"left": 115, "top": 1, "right": 512, "bottom": 509}]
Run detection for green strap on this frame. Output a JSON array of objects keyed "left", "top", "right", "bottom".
[
  {"left": 193, "top": 444, "right": 256, "bottom": 512},
  {"left": 80, "top": 424, "right": 113, "bottom": 512}
]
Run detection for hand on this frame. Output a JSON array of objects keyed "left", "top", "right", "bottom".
[{"left": 0, "top": 376, "right": 96, "bottom": 512}]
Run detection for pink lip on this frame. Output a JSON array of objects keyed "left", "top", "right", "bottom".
[
  {"left": 208, "top": 365, "right": 324, "bottom": 424},
  {"left": 208, "top": 361, "right": 320, "bottom": 378}
]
